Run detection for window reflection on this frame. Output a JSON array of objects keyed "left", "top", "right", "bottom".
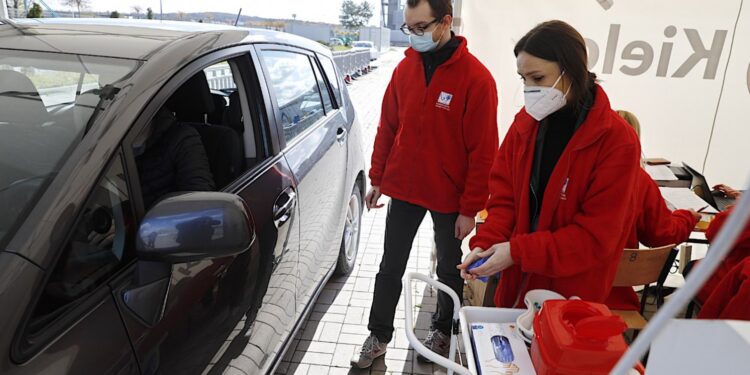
[{"left": 261, "top": 51, "right": 325, "bottom": 142}]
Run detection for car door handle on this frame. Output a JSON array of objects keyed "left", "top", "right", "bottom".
[
  {"left": 336, "top": 127, "right": 348, "bottom": 144},
  {"left": 273, "top": 189, "right": 297, "bottom": 228}
]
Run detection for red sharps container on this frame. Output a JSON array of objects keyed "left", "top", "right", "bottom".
[{"left": 531, "top": 300, "right": 643, "bottom": 375}]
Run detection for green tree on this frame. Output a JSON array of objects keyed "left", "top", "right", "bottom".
[
  {"left": 339, "top": 0, "right": 374, "bottom": 30},
  {"left": 146, "top": 7, "right": 154, "bottom": 19},
  {"left": 63, "top": 0, "right": 90, "bottom": 18},
  {"left": 27, "top": 2, "right": 43, "bottom": 18},
  {"left": 110, "top": 10, "right": 120, "bottom": 18}
]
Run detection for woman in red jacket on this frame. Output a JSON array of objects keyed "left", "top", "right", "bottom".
[
  {"left": 605, "top": 110, "right": 701, "bottom": 310},
  {"left": 458, "top": 20, "right": 642, "bottom": 307},
  {"left": 617, "top": 110, "right": 701, "bottom": 250}
]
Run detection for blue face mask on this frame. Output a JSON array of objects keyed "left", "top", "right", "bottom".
[{"left": 409, "top": 24, "right": 446, "bottom": 53}]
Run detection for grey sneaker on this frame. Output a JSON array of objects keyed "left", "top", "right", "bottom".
[
  {"left": 416, "top": 329, "right": 450, "bottom": 363},
  {"left": 350, "top": 334, "right": 388, "bottom": 369}
]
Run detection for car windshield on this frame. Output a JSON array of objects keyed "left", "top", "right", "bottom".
[{"left": 0, "top": 49, "right": 138, "bottom": 246}]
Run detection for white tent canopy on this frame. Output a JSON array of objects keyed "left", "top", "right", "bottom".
[{"left": 456, "top": 0, "right": 750, "bottom": 188}]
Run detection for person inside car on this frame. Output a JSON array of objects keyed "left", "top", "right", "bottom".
[{"left": 135, "top": 107, "right": 215, "bottom": 208}]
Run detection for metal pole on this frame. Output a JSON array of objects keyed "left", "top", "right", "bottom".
[
  {"left": 234, "top": 8, "right": 241, "bottom": 26},
  {"left": 381, "top": 0, "right": 386, "bottom": 28},
  {"left": 37, "top": 0, "right": 58, "bottom": 17},
  {"left": 159, "top": 0, "right": 162, "bottom": 20},
  {"left": 1, "top": 1, "right": 10, "bottom": 18},
  {"left": 403, "top": 273, "right": 471, "bottom": 375}
]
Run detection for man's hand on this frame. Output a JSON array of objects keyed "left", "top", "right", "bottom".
[
  {"left": 454, "top": 214, "right": 475, "bottom": 240},
  {"left": 365, "top": 186, "right": 385, "bottom": 210}
]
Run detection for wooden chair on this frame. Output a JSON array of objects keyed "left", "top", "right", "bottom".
[{"left": 611, "top": 244, "right": 679, "bottom": 331}]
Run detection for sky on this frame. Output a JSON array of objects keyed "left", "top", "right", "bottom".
[{"left": 42, "top": 0, "right": 387, "bottom": 25}]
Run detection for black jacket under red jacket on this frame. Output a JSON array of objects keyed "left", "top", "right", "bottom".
[
  {"left": 470, "top": 85, "right": 641, "bottom": 308},
  {"left": 369, "top": 37, "right": 499, "bottom": 217}
]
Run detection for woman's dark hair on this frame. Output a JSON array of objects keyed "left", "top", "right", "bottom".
[
  {"left": 514, "top": 20, "right": 597, "bottom": 111},
  {"left": 406, "top": 0, "right": 453, "bottom": 18}
]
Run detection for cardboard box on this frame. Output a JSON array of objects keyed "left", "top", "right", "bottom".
[{"left": 467, "top": 278, "right": 487, "bottom": 307}]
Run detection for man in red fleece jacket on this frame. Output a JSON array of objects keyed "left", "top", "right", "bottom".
[{"left": 351, "top": 0, "right": 498, "bottom": 368}]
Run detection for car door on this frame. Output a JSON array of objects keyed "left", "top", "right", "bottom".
[
  {"left": 1, "top": 151, "right": 139, "bottom": 375},
  {"left": 108, "top": 48, "right": 301, "bottom": 374},
  {"left": 256, "top": 45, "right": 349, "bottom": 318}
]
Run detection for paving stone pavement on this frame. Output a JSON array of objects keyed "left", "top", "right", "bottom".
[{"left": 274, "top": 49, "right": 473, "bottom": 375}]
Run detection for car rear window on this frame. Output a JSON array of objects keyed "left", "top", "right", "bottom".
[{"left": 0, "top": 49, "right": 137, "bottom": 247}]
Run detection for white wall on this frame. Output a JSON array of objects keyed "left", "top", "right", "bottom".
[
  {"left": 284, "top": 21, "right": 334, "bottom": 43},
  {"left": 359, "top": 26, "right": 391, "bottom": 52},
  {"left": 459, "top": 0, "right": 750, "bottom": 188}
]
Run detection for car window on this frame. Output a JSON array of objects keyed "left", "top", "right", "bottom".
[
  {"left": 202, "top": 61, "right": 237, "bottom": 128},
  {"left": 204, "top": 61, "right": 237, "bottom": 93},
  {"left": 29, "top": 70, "right": 100, "bottom": 107},
  {"left": 0, "top": 50, "right": 137, "bottom": 248},
  {"left": 319, "top": 56, "right": 343, "bottom": 107},
  {"left": 311, "top": 60, "right": 334, "bottom": 113},
  {"left": 29, "top": 153, "right": 134, "bottom": 330},
  {"left": 260, "top": 50, "right": 325, "bottom": 143}
]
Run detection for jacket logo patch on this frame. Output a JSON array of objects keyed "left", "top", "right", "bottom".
[
  {"left": 436, "top": 91, "right": 453, "bottom": 110},
  {"left": 560, "top": 177, "right": 569, "bottom": 201}
]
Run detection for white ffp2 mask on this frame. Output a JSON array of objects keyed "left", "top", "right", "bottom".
[{"left": 523, "top": 73, "right": 570, "bottom": 121}]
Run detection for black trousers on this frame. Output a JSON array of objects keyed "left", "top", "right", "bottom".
[{"left": 368, "top": 198, "right": 464, "bottom": 342}]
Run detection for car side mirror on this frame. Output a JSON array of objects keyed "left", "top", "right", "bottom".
[
  {"left": 136, "top": 192, "right": 255, "bottom": 263},
  {"left": 122, "top": 192, "right": 254, "bottom": 325}
]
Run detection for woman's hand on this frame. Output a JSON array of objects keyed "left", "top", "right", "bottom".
[
  {"left": 687, "top": 209, "right": 702, "bottom": 221},
  {"left": 457, "top": 247, "right": 485, "bottom": 280},
  {"left": 713, "top": 184, "right": 742, "bottom": 199},
  {"left": 457, "top": 242, "right": 515, "bottom": 280}
]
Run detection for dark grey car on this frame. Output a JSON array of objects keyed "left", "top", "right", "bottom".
[{"left": 0, "top": 18, "right": 365, "bottom": 374}]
